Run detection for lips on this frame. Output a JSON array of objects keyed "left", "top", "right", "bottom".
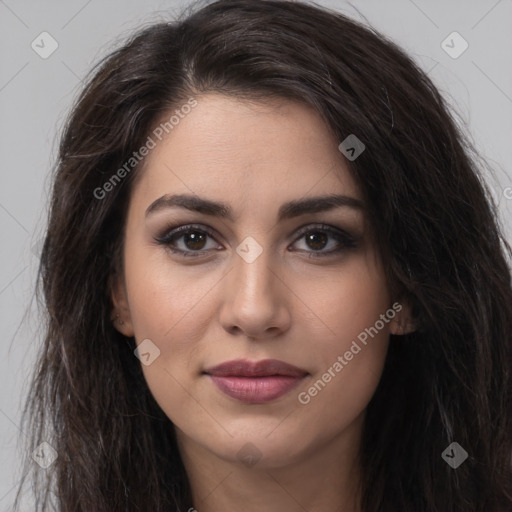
[{"left": 204, "top": 359, "right": 308, "bottom": 404}]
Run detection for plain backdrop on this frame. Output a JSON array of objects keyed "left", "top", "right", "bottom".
[{"left": 1, "top": 0, "right": 511, "bottom": 509}]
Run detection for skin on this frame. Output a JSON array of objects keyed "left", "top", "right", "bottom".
[{"left": 111, "top": 93, "right": 415, "bottom": 512}]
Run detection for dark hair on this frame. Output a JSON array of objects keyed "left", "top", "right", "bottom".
[{"left": 14, "top": 0, "right": 512, "bottom": 510}]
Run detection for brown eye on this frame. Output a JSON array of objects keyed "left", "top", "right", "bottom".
[
  {"left": 182, "top": 231, "right": 208, "bottom": 250},
  {"left": 289, "top": 224, "right": 358, "bottom": 257},
  {"left": 154, "top": 224, "right": 222, "bottom": 257},
  {"left": 304, "top": 231, "right": 329, "bottom": 250}
]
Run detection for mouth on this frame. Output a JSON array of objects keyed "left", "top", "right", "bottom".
[{"left": 203, "top": 359, "right": 309, "bottom": 404}]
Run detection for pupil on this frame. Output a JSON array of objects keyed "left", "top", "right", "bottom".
[
  {"left": 306, "top": 231, "right": 327, "bottom": 250},
  {"left": 185, "top": 231, "right": 206, "bottom": 250}
]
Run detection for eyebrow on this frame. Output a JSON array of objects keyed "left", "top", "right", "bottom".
[{"left": 145, "top": 193, "right": 364, "bottom": 222}]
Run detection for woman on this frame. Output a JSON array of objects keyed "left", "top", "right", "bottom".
[{"left": 14, "top": 0, "right": 512, "bottom": 510}]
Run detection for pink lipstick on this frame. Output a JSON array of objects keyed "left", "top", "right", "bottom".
[{"left": 204, "top": 359, "right": 308, "bottom": 404}]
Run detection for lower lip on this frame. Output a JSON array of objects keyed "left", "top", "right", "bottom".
[{"left": 208, "top": 375, "right": 305, "bottom": 403}]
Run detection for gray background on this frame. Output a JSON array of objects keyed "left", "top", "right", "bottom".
[{"left": 1, "top": 0, "right": 511, "bottom": 509}]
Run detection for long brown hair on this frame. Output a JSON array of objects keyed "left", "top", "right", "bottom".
[{"left": 14, "top": 1, "right": 512, "bottom": 510}]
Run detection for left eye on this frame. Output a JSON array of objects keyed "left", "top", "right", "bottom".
[
  {"left": 154, "top": 223, "right": 357, "bottom": 258},
  {"left": 289, "top": 224, "right": 358, "bottom": 257}
]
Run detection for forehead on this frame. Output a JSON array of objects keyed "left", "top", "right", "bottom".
[{"left": 130, "top": 93, "right": 361, "bottom": 214}]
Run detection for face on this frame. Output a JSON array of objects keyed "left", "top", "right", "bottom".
[{"left": 111, "top": 93, "right": 412, "bottom": 471}]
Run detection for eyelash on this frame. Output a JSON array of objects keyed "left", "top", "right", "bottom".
[{"left": 153, "top": 223, "right": 358, "bottom": 259}]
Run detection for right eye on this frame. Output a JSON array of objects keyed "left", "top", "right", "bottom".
[{"left": 154, "top": 223, "right": 224, "bottom": 258}]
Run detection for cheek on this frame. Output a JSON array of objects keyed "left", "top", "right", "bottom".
[
  {"left": 124, "top": 241, "right": 219, "bottom": 344},
  {"left": 293, "top": 255, "right": 391, "bottom": 423},
  {"left": 294, "top": 251, "right": 391, "bottom": 349},
  {"left": 122, "top": 251, "right": 216, "bottom": 425},
  {"left": 295, "top": 326, "right": 390, "bottom": 451},
  {"left": 122, "top": 242, "right": 229, "bottom": 420}
]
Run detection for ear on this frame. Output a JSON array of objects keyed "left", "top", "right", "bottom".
[
  {"left": 388, "top": 299, "right": 417, "bottom": 335},
  {"left": 109, "top": 270, "right": 135, "bottom": 337}
]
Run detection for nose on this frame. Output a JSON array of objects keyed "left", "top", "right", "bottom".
[{"left": 218, "top": 245, "right": 292, "bottom": 340}]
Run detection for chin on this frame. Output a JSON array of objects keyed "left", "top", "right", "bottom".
[{"left": 199, "top": 423, "right": 314, "bottom": 469}]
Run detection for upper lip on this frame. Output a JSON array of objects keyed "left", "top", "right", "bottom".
[{"left": 204, "top": 359, "right": 308, "bottom": 378}]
